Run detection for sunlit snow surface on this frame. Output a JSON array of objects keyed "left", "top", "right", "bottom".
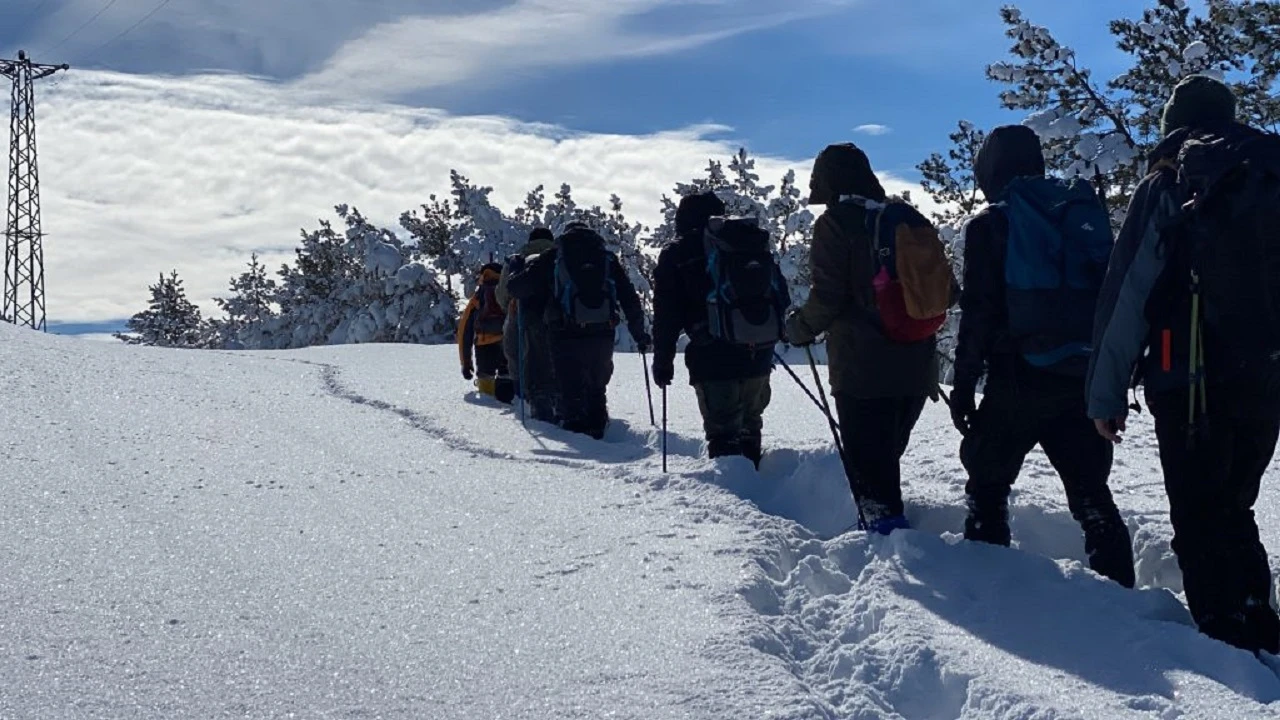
[{"left": 4, "top": 324, "right": 1280, "bottom": 719}]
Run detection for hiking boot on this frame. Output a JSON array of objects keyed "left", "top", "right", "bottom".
[
  {"left": 1082, "top": 519, "right": 1136, "bottom": 588},
  {"left": 964, "top": 495, "right": 1011, "bottom": 547},
  {"left": 1199, "top": 612, "right": 1258, "bottom": 652},
  {"left": 740, "top": 436, "right": 762, "bottom": 469},
  {"left": 707, "top": 439, "right": 743, "bottom": 460},
  {"left": 1245, "top": 599, "right": 1280, "bottom": 655}
]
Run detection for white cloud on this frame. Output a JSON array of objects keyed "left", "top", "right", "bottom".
[
  {"left": 295, "top": 0, "right": 851, "bottom": 99},
  {"left": 853, "top": 124, "right": 893, "bottom": 136},
  {"left": 31, "top": 70, "right": 932, "bottom": 324}
]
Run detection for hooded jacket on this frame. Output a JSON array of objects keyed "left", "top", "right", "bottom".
[
  {"left": 652, "top": 192, "right": 787, "bottom": 384},
  {"left": 458, "top": 264, "right": 506, "bottom": 370},
  {"left": 790, "top": 143, "right": 938, "bottom": 398},
  {"left": 952, "top": 124, "right": 1075, "bottom": 395}
]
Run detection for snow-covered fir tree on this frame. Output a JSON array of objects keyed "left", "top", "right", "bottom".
[
  {"left": 115, "top": 270, "right": 207, "bottom": 348},
  {"left": 209, "top": 253, "right": 278, "bottom": 349}
]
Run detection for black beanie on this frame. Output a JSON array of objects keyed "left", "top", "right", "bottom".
[
  {"left": 675, "top": 191, "right": 726, "bottom": 235},
  {"left": 1161, "top": 75, "right": 1237, "bottom": 137},
  {"left": 528, "top": 227, "right": 554, "bottom": 242}
]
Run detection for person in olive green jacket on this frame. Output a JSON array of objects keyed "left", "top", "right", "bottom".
[
  {"left": 499, "top": 227, "right": 558, "bottom": 422},
  {"left": 785, "top": 142, "right": 940, "bottom": 535}
]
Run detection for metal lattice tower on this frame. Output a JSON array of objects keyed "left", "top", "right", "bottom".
[{"left": 1, "top": 51, "right": 67, "bottom": 331}]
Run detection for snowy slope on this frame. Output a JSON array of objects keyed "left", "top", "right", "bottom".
[{"left": 4, "top": 325, "right": 1280, "bottom": 719}]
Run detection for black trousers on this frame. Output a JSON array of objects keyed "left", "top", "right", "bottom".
[
  {"left": 960, "top": 382, "right": 1134, "bottom": 587},
  {"left": 475, "top": 342, "right": 508, "bottom": 378},
  {"left": 694, "top": 376, "right": 772, "bottom": 465},
  {"left": 553, "top": 334, "right": 614, "bottom": 439},
  {"left": 1149, "top": 386, "right": 1280, "bottom": 653},
  {"left": 833, "top": 394, "right": 927, "bottom": 525}
]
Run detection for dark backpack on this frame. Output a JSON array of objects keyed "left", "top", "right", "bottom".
[
  {"left": 553, "top": 226, "right": 617, "bottom": 330},
  {"left": 1160, "top": 131, "right": 1280, "bottom": 375},
  {"left": 474, "top": 277, "right": 506, "bottom": 335},
  {"left": 848, "top": 198, "right": 952, "bottom": 343},
  {"left": 999, "top": 176, "right": 1113, "bottom": 376},
  {"left": 701, "top": 216, "right": 785, "bottom": 347}
]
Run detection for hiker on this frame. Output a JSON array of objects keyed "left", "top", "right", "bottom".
[
  {"left": 458, "top": 262, "right": 513, "bottom": 402},
  {"left": 506, "top": 222, "right": 651, "bottom": 439},
  {"left": 785, "top": 142, "right": 952, "bottom": 535},
  {"left": 950, "top": 124, "right": 1134, "bottom": 588},
  {"left": 498, "top": 227, "right": 558, "bottom": 422},
  {"left": 651, "top": 192, "right": 790, "bottom": 467},
  {"left": 1089, "top": 75, "right": 1280, "bottom": 652}
]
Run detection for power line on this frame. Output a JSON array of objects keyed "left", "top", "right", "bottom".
[
  {"left": 79, "top": 0, "right": 174, "bottom": 66},
  {"left": 42, "top": 0, "right": 122, "bottom": 56}
]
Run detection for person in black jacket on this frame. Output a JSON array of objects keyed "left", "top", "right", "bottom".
[
  {"left": 952, "top": 124, "right": 1134, "bottom": 588},
  {"left": 651, "top": 192, "right": 789, "bottom": 466},
  {"left": 506, "top": 222, "right": 651, "bottom": 440},
  {"left": 1089, "top": 75, "right": 1280, "bottom": 652}
]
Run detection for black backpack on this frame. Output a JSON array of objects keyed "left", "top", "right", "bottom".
[
  {"left": 553, "top": 226, "right": 617, "bottom": 330},
  {"left": 1157, "top": 129, "right": 1280, "bottom": 375},
  {"left": 701, "top": 216, "right": 785, "bottom": 347}
]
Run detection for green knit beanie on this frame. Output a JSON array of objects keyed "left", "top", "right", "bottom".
[{"left": 1161, "top": 75, "right": 1237, "bottom": 136}]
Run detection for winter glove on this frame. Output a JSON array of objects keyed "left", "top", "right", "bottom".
[
  {"left": 462, "top": 366, "right": 474, "bottom": 381},
  {"left": 949, "top": 384, "right": 977, "bottom": 436},
  {"left": 631, "top": 326, "right": 652, "bottom": 354},
  {"left": 784, "top": 309, "right": 816, "bottom": 347},
  {"left": 652, "top": 355, "right": 675, "bottom": 388}
]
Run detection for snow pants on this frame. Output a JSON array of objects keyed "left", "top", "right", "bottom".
[
  {"left": 833, "top": 394, "right": 927, "bottom": 526},
  {"left": 553, "top": 334, "right": 614, "bottom": 440},
  {"left": 960, "top": 382, "right": 1135, "bottom": 588},
  {"left": 1149, "top": 386, "right": 1280, "bottom": 653},
  {"left": 694, "top": 376, "right": 772, "bottom": 466}
]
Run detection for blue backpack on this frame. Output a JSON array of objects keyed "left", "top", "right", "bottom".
[{"left": 1000, "top": 176, "right": 1113, "bottom": 376}]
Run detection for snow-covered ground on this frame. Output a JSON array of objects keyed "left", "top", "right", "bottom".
[{"left": 4, "top": 324, "right": 1280, "bottom": 719}]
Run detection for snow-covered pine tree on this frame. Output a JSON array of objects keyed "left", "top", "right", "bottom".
[
  {"left": 268, "top": 213, "right": 360, "bottom": 348},
  {"left": 399, "top": 195, "right": 462, "bottom": 297},
  {"left": 115, "top": 270, "right": 207, "bottom": 348},
  {"left": 210, "top": 253, "right": 278, "bottom": 349}
]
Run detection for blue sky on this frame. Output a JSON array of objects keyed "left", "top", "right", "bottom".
[
  {"left": 3, "top": 0, "right": 1148, "bottom": 175},
  {"left": 0, "top": 0, "right": 1160, "bottom": 332}
]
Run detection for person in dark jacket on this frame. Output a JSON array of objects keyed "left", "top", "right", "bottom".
[
  {"left": 651, "top": 192, "right": 790, "bottom": 466},
  {"left": 951, "top": 124, "right": 1134, "bottom": 588},
  {"left": 785, "top": 143, "right": 939, "bottom": 535},
  {"left": 507, "top": 222, "right": 652, "bottom": 440},
  {"left": 499, "top": 228, "right": 558, "bottom": 422},
  {"left": 1089, "top": 75, "right": 1280, "bottom": 652}
]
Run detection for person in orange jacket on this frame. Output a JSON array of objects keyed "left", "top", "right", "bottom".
[{"left": 458, "top": 263, "right": 512, "bottom": 401}]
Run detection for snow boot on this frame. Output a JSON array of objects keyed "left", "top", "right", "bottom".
[{"left": 964, "top": 495, "right": 1011, "bottom": 547}]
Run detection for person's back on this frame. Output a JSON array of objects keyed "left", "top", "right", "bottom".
[
  {"left": 1089, "top": 74, "right": 1280, "bottom": 652},
  {"left": 457, "top": 263, "right": 511, "bottom": 401},
  {"left": 500, "top": 228, "right": 557, "bottom": 422},
  {"left": 508, "top": 223, "right": 650, "bottom": 439},
  {"left": 785, "top": 142, "right": 945, "bottom": 534},
  {"left": 951, "top": 124, "right": 1133, "bottom": 587},
  {"left": 652, "top": 192, "right": 788, "bottom": 465}
]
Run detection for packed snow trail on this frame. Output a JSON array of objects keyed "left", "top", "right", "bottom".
[{"left": 5, "top": 327, "right": 1280, "bottom": 718}]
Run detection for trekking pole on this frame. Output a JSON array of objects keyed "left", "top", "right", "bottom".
[
  {"left": 517, "top": 304, "right": 527, "bottom": 426},
  {"left": 774, "top": 350, "right": 839, "bottom": 430},
  {"left": 662, "top": 386, "right": 668, "bottom": 474},
  {"left": 640, "top": 349, "right": 657, "bottom": 427},
  {"left": 805, "top": 346, "right": 867, "bottom": 532}
]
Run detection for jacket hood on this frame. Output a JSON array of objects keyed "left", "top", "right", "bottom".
[
  {"left": 975, "top": 125, "right": 1046, "bottom": 200},
  {"left": 479, "top": 264, "right": 503, "bottom": 283},
  {"left": 807, "top": 143, "right": 886, "bottom": 205}
]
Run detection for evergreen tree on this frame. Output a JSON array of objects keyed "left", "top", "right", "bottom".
[
  {"left": 917, "top": 121, "right": 988, "bottom": 227},
  {"left": 115, "top": 270, "right": 206, "bottom": 348},
  {"left": 211, "top": 253, "right": 278, "bottom": 349}
]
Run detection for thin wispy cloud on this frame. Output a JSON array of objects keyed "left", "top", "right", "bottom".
[
  {"left": 853, "top": 124, "right": 893, "bottom": 136},
  {"left": 34, "top": 71, "right": 933, "bottom": 325}
]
